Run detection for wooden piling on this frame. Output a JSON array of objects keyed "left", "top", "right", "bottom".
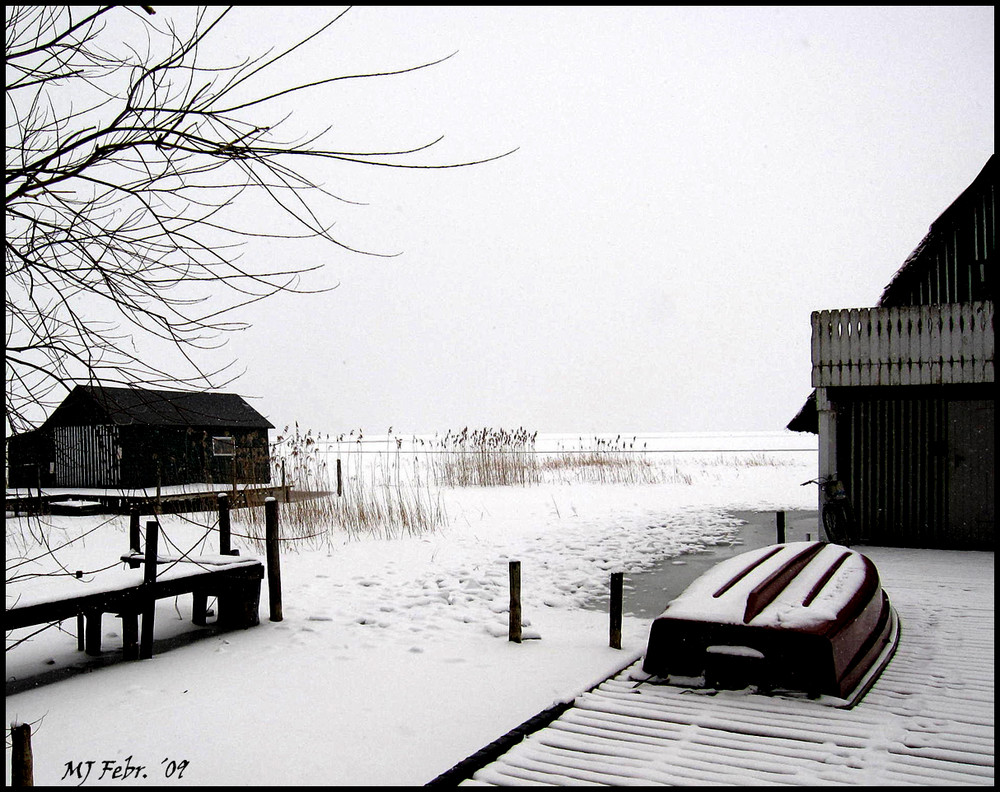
[
  {"left": 75, "top": 570, "right": 85, "bottom": 651},
  {"left": 776, "top": 510, "right": 786, "bottom": 544},
  {"left": 122, "top": 611, "right": 139, "bottom": 660},
  {"left": 509, "top": 560, "right": 522, "bottom": 643},
  {"left": 11, "top": 722, "right": 33, "bottom": 786},
  {"left": 610, "top": 572, "right": 623, "bottom": 650},
  {"left": 218, "top": 493, "right": 232, "bottom": 555},
  {"left": 336, "top": 458, "right": 343, "bottom": 497},
  {"left": 129, "top": 509, "right": 141, "bottom": 555},
  {"left": 140, "top": 520, "right": 159, "bottom": 659},
  {"left": 265, "top": 497, "right": 283, "bottom": 622}
]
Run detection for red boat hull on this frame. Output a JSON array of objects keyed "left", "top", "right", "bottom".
[{"left": 642, "top": 542, "right": 898, "bottom": 705}]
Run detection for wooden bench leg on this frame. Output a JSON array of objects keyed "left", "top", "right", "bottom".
[
  {"left": 85, "top": 612, "right": 102, "bottom": 656},
  {"left": 246, "top": 580, "right": 261, "bottom": 628},
  {"left": 121, "top": 612, "right": 139, "bottom": 660},
  {"left": 216, "top": 590, "right": 234, "bottom": 628},
  {"left": 217, "top": 580, "right": 261, "bottom": 629},
  {"left": 192, "top": 591, "right": 208, "bottom": 627},
  {"left": 77, "top": 613, "right": 86, "bottom": 651}
]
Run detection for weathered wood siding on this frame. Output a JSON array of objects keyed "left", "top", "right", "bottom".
[
  {"left": 115, "top": 426, "right": 271, "bottom": 489},
  {"left": 834, "top": 386, "right": 993, "bottom": 550},
  {"left": 52, "top": 425, "right": 121, "bottom": 487},
  {"left": 812, "top": 301, "right": 993, "bottom": 388}
]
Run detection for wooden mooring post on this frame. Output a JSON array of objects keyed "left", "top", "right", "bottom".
[
  {"left": 139, "top": 520, "right": 159, "bottom": 659},
  {"left": 74, "top": 571, "right": 85, "bottom": 651},
  {"left": 508, "top": 560, "right": 522, "bottom": 643},
  {"left": 610, "top": 572, "right": 623, "bottom": 650},
  {"left": 129, "top": 509, "right": 141, "bottom": 555},
  {"left": 11, "top": 722, "right": 33, "bottom": 786},
  {"left": 265, "top": 497, "right": 283, "bottom": 622},
  {"left": 776, "top": 510, "right": 786, "bottom": 544},
  {"left": 218, "top": 493, "right": 232, "bottom": 555}
]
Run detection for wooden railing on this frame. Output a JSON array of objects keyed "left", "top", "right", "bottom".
[{"left": 811, "top": 301, "right": 994, "bottom": 387}]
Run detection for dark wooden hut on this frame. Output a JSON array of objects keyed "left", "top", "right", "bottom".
[
  {"left": 7, "top": 386, "right": 273, "bottom": 490},
  {"left": 789, "top": 155, "right": 994, "bottom": 549}
]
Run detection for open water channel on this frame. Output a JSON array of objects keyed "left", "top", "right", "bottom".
[{"left": 587, "top": 509, "right": 821, "bottom": 620}]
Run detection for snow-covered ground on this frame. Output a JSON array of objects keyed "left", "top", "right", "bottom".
[
  {"left": 4, "top": 431, "right": 992, "bottom": 786},
  {"left": 464, "top": 543, "right": 994, "bottom": 786}
]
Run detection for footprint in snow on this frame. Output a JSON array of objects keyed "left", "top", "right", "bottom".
[
  {"left": 484, "top": 623, "right": 542, "bottom": 640},
  {"left": 356, "top": 616, "right": 391, "bottom": 628}
]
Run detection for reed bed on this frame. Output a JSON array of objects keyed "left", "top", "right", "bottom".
[
  {"left": 429, "top": 427, "right": 540, "bottom": 487},
  {"left": 539, "top": 434, "right": 693, "bottom": 485},
  {"left": 424, "top": 429, "right": 706, "bottom": 487},
  {"left": 232, "top": 426, "right": 793, "bottom": 546},
  {"left": 234, "top": 425, "right": 445, "bottom": 548}
]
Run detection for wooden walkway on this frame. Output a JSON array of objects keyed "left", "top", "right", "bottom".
[
  {"left": 460, "top": 548, "right": 994, "bottom": 786},
  {"left": 7, "top": 515, "right": 264, "bottom": 661},
  {"left": 5, "top": 483, "right": 288, "bottom": 516}
]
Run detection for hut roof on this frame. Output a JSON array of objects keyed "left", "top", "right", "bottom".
[
  {"left": 878, "top": 154, "right": 995, "bottom": 306},
  {"left": 786, "top": 390, "right": 818, "bottom": 434},
  {"left": 42, "top": 385, "right": 274, "bottom": 429}
]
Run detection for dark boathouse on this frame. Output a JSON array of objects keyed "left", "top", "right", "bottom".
[
  {"left": 789, "top": 155, "right": 994, "bottom": 550},
  {"left": 8, "top": 386, "right": 273, "bottom": 490}
]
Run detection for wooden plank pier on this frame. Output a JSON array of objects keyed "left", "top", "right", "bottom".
[
  {"left": 6, "top": 512, "right": 266, "bottom": 661},
  {"left": 5, "top": 482, "right": 290, "bottom": 517}
]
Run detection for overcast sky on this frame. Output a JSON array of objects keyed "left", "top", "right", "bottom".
[{"left": 194, "top": 5, "right": 993, "bottom": 436}]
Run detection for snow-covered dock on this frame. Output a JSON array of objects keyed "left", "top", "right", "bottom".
[{"left": 465, "top": 547, "right": 994, "bottom": 786}]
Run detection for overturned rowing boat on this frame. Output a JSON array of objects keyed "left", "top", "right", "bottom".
[{"left": 640, "top": 541, "right": 899, "bottom": 708}]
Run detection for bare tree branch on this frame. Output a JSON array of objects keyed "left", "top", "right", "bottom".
[{"left": 5, "top": 5, "right": 515, "bottom": 433}]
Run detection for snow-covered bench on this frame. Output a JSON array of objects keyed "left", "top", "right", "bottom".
[{"left": 6, "top": 523, "right": 263, "bottom": 660}]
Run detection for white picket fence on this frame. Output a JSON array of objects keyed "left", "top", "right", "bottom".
[{"left": 811, "top": 301, "right": 994, "bottom": 387}]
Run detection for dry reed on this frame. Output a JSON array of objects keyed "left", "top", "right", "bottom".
[{"left": 234, "top": 424, "right": 445, "bottom": 549}]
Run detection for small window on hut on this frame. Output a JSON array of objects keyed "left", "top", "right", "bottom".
[{"left": 212, "top": 436, "right": 236, "bottom": 457}]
